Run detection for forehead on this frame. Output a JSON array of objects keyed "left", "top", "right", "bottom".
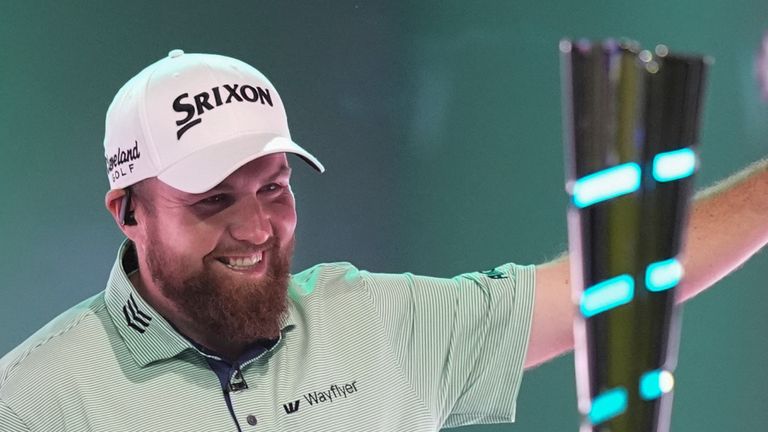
[{"left": 150, "top": 153, "right": 291, "bottom": 197}]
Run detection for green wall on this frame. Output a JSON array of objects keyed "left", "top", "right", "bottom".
[{"left": 1, "top": 1, "right": 766, "bottom": 430}]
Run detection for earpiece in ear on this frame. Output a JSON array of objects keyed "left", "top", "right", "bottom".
[{"left": 120, "top": 188, "right": 137, "bottom": 226}]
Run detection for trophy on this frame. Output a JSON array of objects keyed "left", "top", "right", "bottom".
[{"left": 560, "top": 39, "right": 711, "bottom": 431}]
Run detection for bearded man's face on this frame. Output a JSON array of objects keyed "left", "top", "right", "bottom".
[{"left": 130, "top": 153, "right": 297, "bottom": 344}]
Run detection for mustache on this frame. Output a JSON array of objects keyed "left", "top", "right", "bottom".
[{"left": 211, "top": 237, "right": 278, "bottom": 256}]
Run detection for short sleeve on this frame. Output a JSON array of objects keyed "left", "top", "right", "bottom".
[
  {"left": 361, "top": 262, "right": 536, "bottom": 428},
  {"left": 0, "top": 397, "right": 31, "bottom": 432}
]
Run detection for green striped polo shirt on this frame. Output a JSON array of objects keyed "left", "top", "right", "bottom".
[{"left": 0, "top": 240, "right": 535, "bottom": 431}]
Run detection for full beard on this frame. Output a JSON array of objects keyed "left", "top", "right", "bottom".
[{"left": 145, "top": 236, "right": 294, "bottom": 348}]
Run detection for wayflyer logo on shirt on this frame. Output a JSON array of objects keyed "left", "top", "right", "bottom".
[{"left": 282, "top": 380, "right": 360, "bottom": 415}]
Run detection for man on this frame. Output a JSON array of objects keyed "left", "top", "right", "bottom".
[{"left": 0, "top": 50, "right": 766, "bottom": 431}]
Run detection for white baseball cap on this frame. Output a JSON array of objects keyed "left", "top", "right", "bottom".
[{"left": 103, "top": 49, "right": 324, "bottom": 193}]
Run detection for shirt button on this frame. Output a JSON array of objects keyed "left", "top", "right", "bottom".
[{"left": 246, "top": 415, "right": 257, "bottom": 426}]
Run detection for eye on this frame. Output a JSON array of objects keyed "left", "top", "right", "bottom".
[
  {"left": 196, "top": 193, "right": 230, "bottom": 206},
  {"left": 260, "top": 183, "right": 285, "bottom": 193}
]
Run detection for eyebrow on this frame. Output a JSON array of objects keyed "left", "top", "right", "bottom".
[
  {"left": 265, "top": 164, "right": 292, "bottom": 181},
  {"left": 273, "top": 165, "right": 292, "bottom": 178},
  {"left": 206, "top": 164, "right": 292, "bottom": 193}
]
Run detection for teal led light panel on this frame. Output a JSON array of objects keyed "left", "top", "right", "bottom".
[
  {"left": 646, "top": 258, "right": 683, "bottom": 292},
  {"left": 589, "top": 387, "right": 628, "bottom": 424},
  {"left": 572, "top": 163, "right": 641, "bottom": 208},
  {"left": 653, "top": 148, "right": 696, "bottom": 182},
  {"left": 580, "top": 275, "right": 635, "bottom": 318},
  {"left": 640, "top": 369, "right": 675, "bottom": 400}
]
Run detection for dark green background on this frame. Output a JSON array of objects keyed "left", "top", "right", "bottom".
[{"left": 1, "top": 1, "right": 766, "bottom": 430}]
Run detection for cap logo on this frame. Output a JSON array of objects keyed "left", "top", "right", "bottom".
[
  {"left": 173, "top": 83, "right": 274, "bottom": 140},
  {"left": 106, "top": 140, "right": 142, "bottom": 183}
]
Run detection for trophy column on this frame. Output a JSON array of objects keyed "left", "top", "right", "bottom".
[{"left": 560, "top": 39, "right": 710, "bottom": 432}]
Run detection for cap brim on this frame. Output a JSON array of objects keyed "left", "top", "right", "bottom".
[{"left": 157, "top": 134, "right": 324, "bottom": 194}]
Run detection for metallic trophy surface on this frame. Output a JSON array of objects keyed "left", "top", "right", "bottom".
[{"left": 560, "top": 39, "right": 710, "bottom": 431}]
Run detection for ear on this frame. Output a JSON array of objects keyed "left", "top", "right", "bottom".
[{"left": 105, "top": 189, "right": 139, "bottom": 240}]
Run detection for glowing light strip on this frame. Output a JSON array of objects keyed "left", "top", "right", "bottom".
[
  {"left": 653, "top": 148, "right": 696, "bottom": 182},
  {"left": 640, "top": 369, "right": 675, "bottom": 400},
  {"left": 580, "top": 275, "right": 635, "bottom": 318},
  {"left": 589, "top": 387, "right": 628, "bottom": 425},
  {"left": 645, "top": 258, "right": 683, "bottom": 292},
  {"left": 573, "top": 163, "right": 641, "bottom": 208}
]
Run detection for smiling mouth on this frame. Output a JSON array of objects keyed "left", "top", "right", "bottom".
[{"left": 216, "top": 251, "right": 264, "bottom": 270}]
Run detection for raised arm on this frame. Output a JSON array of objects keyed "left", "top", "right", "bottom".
[{"left": 525, "top": 158, "right": 768, "bottom": 370}]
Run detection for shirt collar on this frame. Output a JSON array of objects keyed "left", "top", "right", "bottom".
[{"left": 105, "top": 239, "right": 299, "bottom": 368}]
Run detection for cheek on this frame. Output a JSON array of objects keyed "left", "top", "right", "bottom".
[
  {"left": 150, "top": 215, "right": 222, "bottom": 258},
  {"left": 273, "top": 202, "right": 297, "bottom": 238}
]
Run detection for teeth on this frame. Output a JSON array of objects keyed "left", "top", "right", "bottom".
[{"left": 222, "top": 252, "right": 263, "bottom": 268}]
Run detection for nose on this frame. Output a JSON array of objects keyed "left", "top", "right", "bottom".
[{"left": 227, "top": 196, "right": 272, "bottom": 246}]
